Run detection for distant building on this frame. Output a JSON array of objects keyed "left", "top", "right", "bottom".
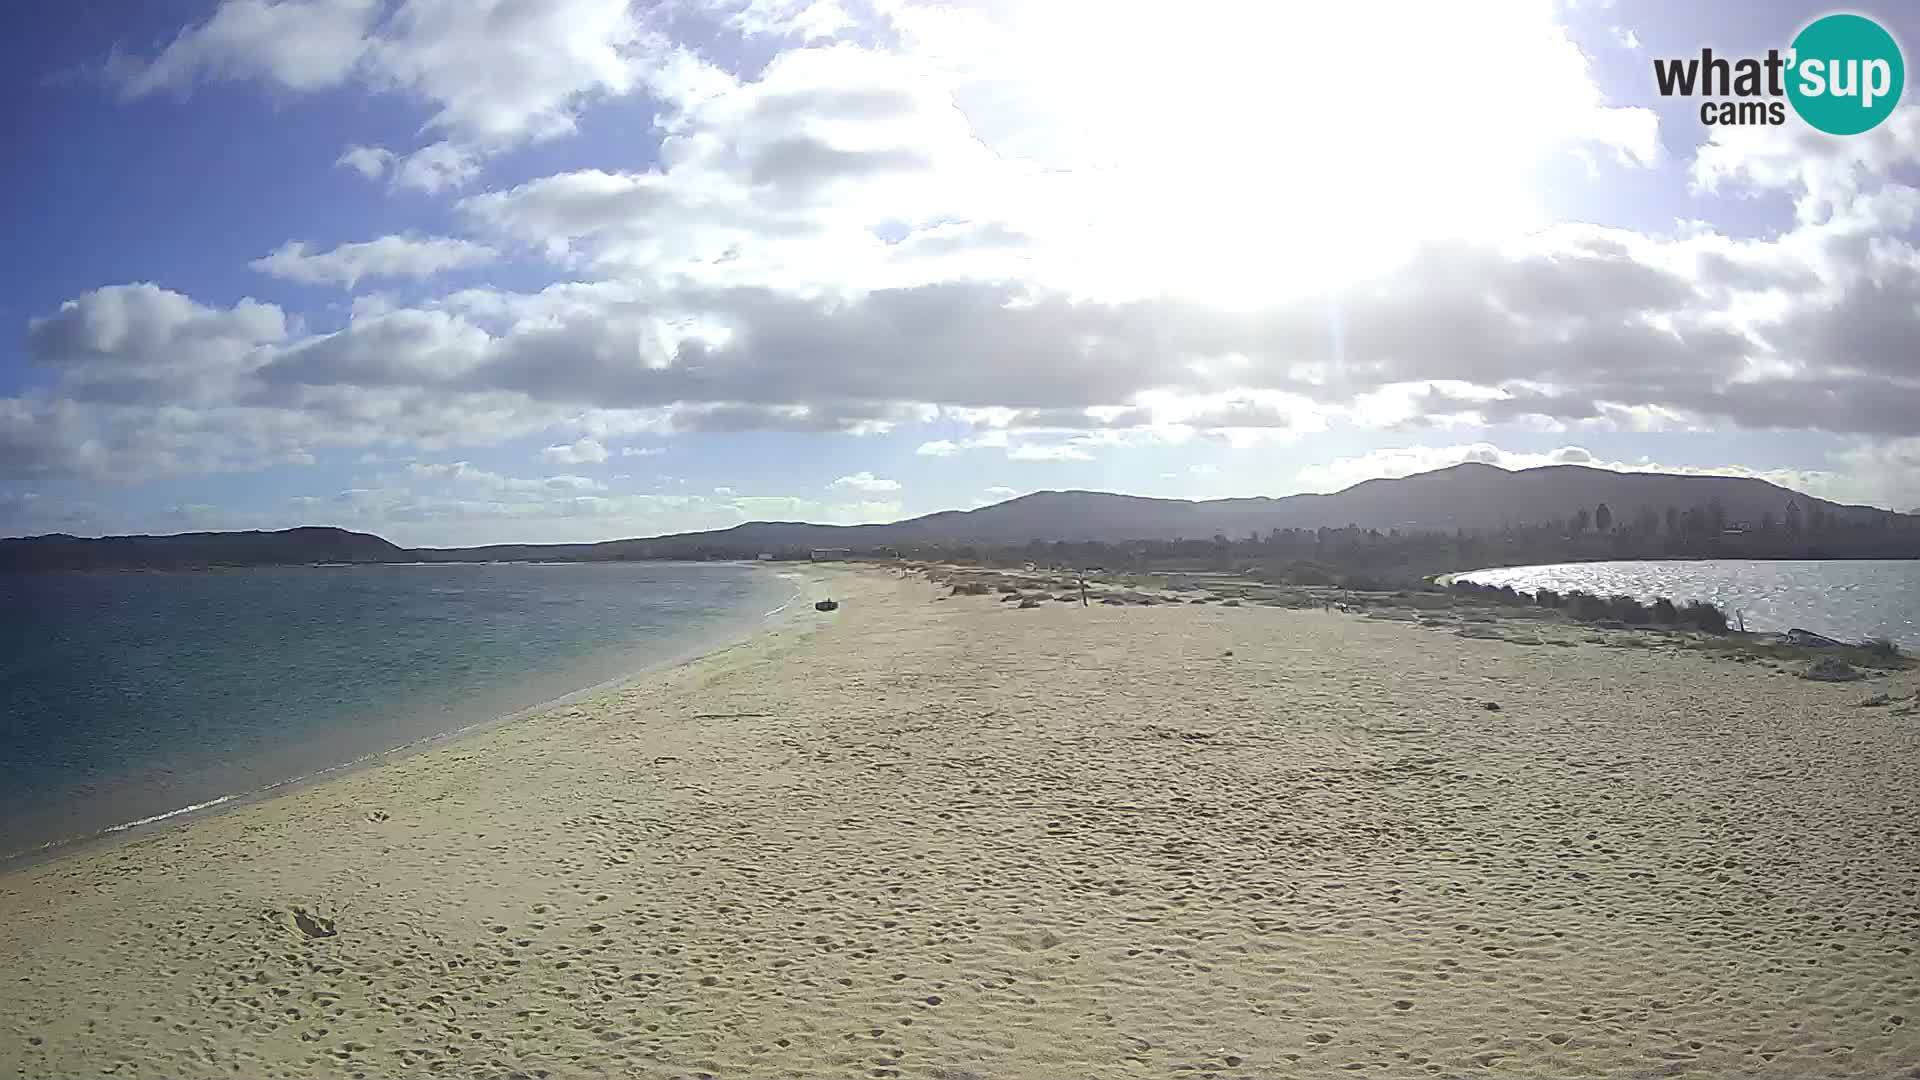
[
  {"left": 810, "top": 547, "right": 851, "bottom": 562},
  {"left": 757, "top": 552, "right": 774, "bottom": 561}
]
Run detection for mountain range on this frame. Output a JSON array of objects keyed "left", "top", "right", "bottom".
[{"left": 1, "top": 463, "right": 1906, "bottom": 571}]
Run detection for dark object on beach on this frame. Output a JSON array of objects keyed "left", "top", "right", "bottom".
[
  {"left": 814, "top": 599, "right": 839, "bottom": 612},
  {"left": 1482, "top": 701, "right": 1502, "bottom": 712},
  {"left": 289, "top": 907, "right": 337, "bottom": 939},
  {"left": 1786, "top": 628, "right": 1845, "bottom": 649}
]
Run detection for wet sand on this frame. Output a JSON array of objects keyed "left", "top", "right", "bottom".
[{"left": 3, "top": 567, "right": 1917, "bottom": 1079}]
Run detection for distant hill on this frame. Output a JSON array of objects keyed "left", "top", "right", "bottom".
[
  {"left": 2, "top": 464, "right": 1908, "bottom": 570},
  {"left": 618, "top": 463, "right": 1889, "bottom": 551},
  {"left": 813, "top": 463, "right": 1884, "bottom": 544},
  {"left": 0, "top": 527, "right": 404, "bottom": 571}
]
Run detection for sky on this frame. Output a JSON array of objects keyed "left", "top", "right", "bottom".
[{"left": 4, "top": 0, "right": 1919, "bottom": 546}]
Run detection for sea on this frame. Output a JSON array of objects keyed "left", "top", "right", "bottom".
[
  {"left": 1456, "top": 559, "right": 1920, "bottom": 647},
  {"left": 0, "top": 561, "right": 798, "bottom": 862}
]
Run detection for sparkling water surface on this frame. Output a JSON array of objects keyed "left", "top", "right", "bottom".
[{"left": 1457, "top": 559, "right": 1919, "bottom": 646}]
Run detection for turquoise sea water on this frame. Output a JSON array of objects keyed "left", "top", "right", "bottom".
[
  {"left": 0, "top": 562, "right": 795, "bottom": 860},
  {"left": 1457, "top": 559, "right": 1920, "bottom": 646}
]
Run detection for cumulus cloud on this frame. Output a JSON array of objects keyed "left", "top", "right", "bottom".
[
  {"left": 336, "top": 143, "right": 395, "bottom": 179},
  {"left": 32, "top": 5, "right": 1920, "bottom": 517},
  {"left": 364, "top": 0, "right": 657, "bottom": 147},
  {"left": 108, "top": 0, "right": 378, "bottom": 98},
  {"left": 108, "top": 0, "right": 675, "bottom": 184},
  {"left": 827, "top": 470, "right": 899, "bottom": 493},
  {"left": 1007, "top": 443, "right": 1091, "bottom": 462},
  {"left": 406, "top": 460, "right": 604, "bottom": 494},
  {"left": 538, "top": 437, "right": 611, "bottom": 465},
  {"left": 251, "top": 235, "right": 498, "bottom": 287},
  {"left": 334, "top": 141, "right": 480, "bottom": 192},
  {"left": 389, "top": 141, "right": 482, "bottom": 193},
  {"left": 24, "top": 283, "right": 287, "bottom": 408},
  {"left": 454, "top": 44, "right": 1003, "bottom": 287}
]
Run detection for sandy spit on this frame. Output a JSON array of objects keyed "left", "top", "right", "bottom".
[{"left": 3, "top": 568, "right": 1917, "bottom": 1079}]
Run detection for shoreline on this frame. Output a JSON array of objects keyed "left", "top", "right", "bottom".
[
  {"left": 0, "top": 565, "right": 816, "bottom": 872},
  {"left": 5, "top": 563, "right": 1915, "bottom": 1078}
]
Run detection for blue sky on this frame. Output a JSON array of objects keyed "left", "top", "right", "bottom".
[{"left": 4, "top": 0, "right": 1919, "bottom": 545}]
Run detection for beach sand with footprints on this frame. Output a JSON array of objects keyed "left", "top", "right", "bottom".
[{"left": 3, "top": 566, "right": 1917, "bottom": 1079}]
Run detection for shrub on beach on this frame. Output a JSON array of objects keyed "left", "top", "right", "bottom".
[
  {"left": 1679, "top": 601, "right": 1729, "bottom": 633},
  {"left": 1862, "top": 636, "right": 1902, "bottom": 660},
  {"left": 1342, "top": 573, "right": 1425, "bottom": 593},
  {"left": 1567, "top": 591, "right": 1611, "bottom": 622},
  {"left": 1534, "top": 588, "right": 1563, "bottom": 608},
  {"left": 1279, "top": 561, "right": 1340, "bottom": 586},
  {"left": 1801, "top": 656, "right": 1862, "bottom": 682},
  {"left": 1609, "top": 595, "right": 1653, "bottom": 625},
  {"left": 1652, "top": 597, "right": 1679, "bottom": 624}
]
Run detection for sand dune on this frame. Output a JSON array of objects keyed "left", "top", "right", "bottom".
[{"left": 3, "top": 568, "right": 1917, "bottom": 1079}]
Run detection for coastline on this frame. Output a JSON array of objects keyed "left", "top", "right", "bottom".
[
  {"left": 4, "top": 564, "right": 1915, "bottom": 1079},
  {"left": 0, "top": 563, "right": 814, "bottom": 871}
]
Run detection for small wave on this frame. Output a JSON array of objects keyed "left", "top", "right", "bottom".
[
  {"left": 104, "top": 793, "right": 236, "bottom": 833},
  {"left": 763, "top": 577, "right": 809, "bottom": 619}
]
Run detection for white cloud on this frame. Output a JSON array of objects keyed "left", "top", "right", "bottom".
[
  {"left": 1007, "top": 443, "right": 1092, "bottom": 462},
  {"left": 984, "top": 485, "right": 1017, "bottom": 498},
  {"left": 109, "top": 0, "right": 675, "bottom": 190},
  {"left": 726, "top": 0, "right": 854, "bottom": 42},
  {"left": 108, "top": 0, "right": 378, "bottom": 98},
  {"left": 250, "top": 235, "right": 497, "bottom": 287},
  {"left": 404, "top": 460, "right": 605, "bottom": 494},
  {"left": 334, "top": 141, "right": 480, "bottom": 192},
  {"left": 619, "top": 445, "right": 664, "bottom": 457},
  {"left": 538, "top": 437, "right": 610, "bottom": 465},
  {"left": 29, "top": 6, "right": 1920, "bottom": 522},
  {"left": 336, "top": 143, "right": 394, "bottom": 179},
  {"left": 454, "top": 45, "right": 1007, "bottom": 286},
  {"left": 390, "top": 141, "right": 482, "bottom": 193},
  {"left": 827, "top": 470, "right": 900, "bottom": 493},
  {"left": 366, "top": 0, "right": 657, "bottom": 147}
]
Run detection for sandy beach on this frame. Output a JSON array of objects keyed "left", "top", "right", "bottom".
[{"left": 3, "top": 566, "right": 1917, "bottom": 1080}]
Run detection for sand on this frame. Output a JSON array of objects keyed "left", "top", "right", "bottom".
[{"left": 3, "top": 567, "right": 1917, "bottom": 1079}]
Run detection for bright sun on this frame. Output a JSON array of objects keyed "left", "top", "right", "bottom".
[{"left": 943, "top": 0, "right": 1648, "bottom": 305}]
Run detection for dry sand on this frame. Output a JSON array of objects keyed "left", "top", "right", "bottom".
[{"left": 3, "top": 567, "right": 1917, "bottom": 1079}]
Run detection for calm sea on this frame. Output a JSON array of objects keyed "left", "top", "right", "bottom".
[
  {"left": 0, "top": 562, "right": 797, "bottom": 861},
  {"left": 1457, "top": 559, "right": 1920, "bottom": 646}
]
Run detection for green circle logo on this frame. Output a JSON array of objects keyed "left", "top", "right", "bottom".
[{"left": 1787, "top": 13, "right": 1904, "bottom": 135}]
